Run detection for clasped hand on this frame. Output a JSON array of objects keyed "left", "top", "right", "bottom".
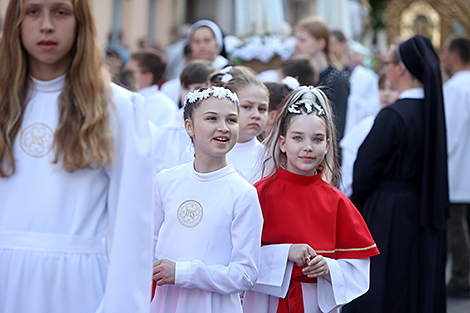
[{"left": 288, "top": 244, "right": 330, "bottom": 279}]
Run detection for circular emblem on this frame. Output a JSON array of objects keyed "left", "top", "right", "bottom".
[
  {"left": 20, "top": 123, "right": 54, "bottom": 158},
  {"left": 177, "top": 200, "right": 203, "bottom": 227}
]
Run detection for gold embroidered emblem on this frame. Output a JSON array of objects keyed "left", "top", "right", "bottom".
[
  {"left": 177, "top": 200, "right": 203, "bottom": 227},
  {"left": 20, "top": 123, "right": 54, "bottom": 158}
]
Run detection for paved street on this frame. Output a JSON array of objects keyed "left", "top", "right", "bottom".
[{"left": 447, "top": 256, "right": 470, "bottom": 312}]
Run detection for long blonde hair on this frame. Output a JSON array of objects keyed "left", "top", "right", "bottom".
[
  {"left": 0, "top": 0, "right": 114, "bottom": 177},
  {"left": 261, "top": 86, "right": 341, "bottom": 187},
  {"left": 295, "top": 16, "right": 342, "bottom": 70}
]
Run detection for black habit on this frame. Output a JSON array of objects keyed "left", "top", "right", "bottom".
[{"left": 343, "top": 35, "right": 449, "bottom": 313}]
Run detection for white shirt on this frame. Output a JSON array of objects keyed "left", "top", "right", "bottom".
[
  {"left": 139, "top": 85, "right": 178, "bottom": 126},
  {"left": 227, "top": 138, "right": 264, "bottom": 184},
  {"left": 151, "top": 162, "right": 263, "bottom": 313},
  {"left": 161, "top": 78, "right": 181, "bottom": 107},
  {"left": 243, "top": 245, "right": 370, "bottom": 313},
  {"left": 340, "top": 115, "right": 375, "bottom": 197},
  {"left": 0, "top": 76, "right": 154, "bottom": 313},
  {"left": 443, "top": 70, "right": 470, "bottom": 203},
  {"left": 344, "top": 65, "right": 380, "bottom": 137}
]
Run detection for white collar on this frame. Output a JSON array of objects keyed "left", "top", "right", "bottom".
[
  {"left": 138, "top": 85, "right": 158, "bottom": 95},
  {"left": 399, "top": 88, "right": 424, "bottom": 100}
]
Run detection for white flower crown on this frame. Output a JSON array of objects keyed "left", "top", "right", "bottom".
[
  {"left": 282, "top": 76, "right": 300, "bottom": 90},
  {"left": 184, "top": 86, "right": 239, "bottom": 107},
  {"left": 287, "top": 89, "right": 326, "bottom": 116}
]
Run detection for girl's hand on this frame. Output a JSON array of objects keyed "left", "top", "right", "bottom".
[
  {"left": 288, "top": 244, "right": 316, "bottom": 266},
  {"left": 152, "top": 259, "right": 176, "bottom": 286},
  {"left": 302, "top": 254, "right": 330, "bottom": 280}
]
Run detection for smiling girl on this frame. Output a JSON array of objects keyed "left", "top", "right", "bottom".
[
  {"left": 0, "top": 0, "right": 153, "bottom": 312},
  {"left": 150, "top": 87, "right": 263, "bottom": 313},
  {"left": 243, "top": 87, "right": 379, "bottom": 313}
]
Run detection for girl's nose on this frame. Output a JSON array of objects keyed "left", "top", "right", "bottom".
[{"left": 40, "top": 13, "right": 54, "bottom": 33}]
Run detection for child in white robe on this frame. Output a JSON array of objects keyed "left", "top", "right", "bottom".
[
  {"left": 223, "top": 74, "right": 270, "bottom": 184},
  {"left": 150, "top": 87, "right": 263, "bottom": 313},
  {"left": 0, "top": 1, "right": 153, "bottom": 312}
]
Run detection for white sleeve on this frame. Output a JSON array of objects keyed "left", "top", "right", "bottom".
[
  {"left": 104, "top": 91, "right": 154, "bottom": 313},
  {"left": 317, "top": 258, "right": 370, "bottom": 313},
  {"left": 249, "top": 244, "right": 294, "bottom": 298},
  {"left": 444, "top": 83, "right": 470, "bottom": 157},
  {"left": 174, "top": 187, "right": 263, "bottom": 295}
]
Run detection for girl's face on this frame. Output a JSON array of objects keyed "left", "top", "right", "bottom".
[
  {"left": 279, "top": 114, "right": 330, "bottom": 176},
  {"left": 21, "top": 0, "right": 77, "bottom": 80},
  {"left": 236, "top": 85, "right": 269, "bottom": 143},
  {"left": 185, "top": 97, "right": 239, "bottom": 162},
  {"left": 379, "top": 78, "right": 400, "bottom": 108},
  {"left": 191, "top": 27, "right": 218, "bottom": 62},
  {"left": 294, "top": 28, "right": 323, "bottom": 58}
]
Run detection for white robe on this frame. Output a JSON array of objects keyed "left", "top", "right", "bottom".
[
  {"left": 139, "top": 84, "right": 178, "bottom": 127},
  {"left": 226, "top": 138, "right": 264, "bottom": 184},
  {"left": 179, "top": 138, "right": 264, "bottom": 184},
  {"left": 0, "top": 76, "right": 154, "bottom": 313},
  {"left": 151, "top": 162, "right": 263, "bottom": 313},
  {"left": 443, "top": 70, "right": 470, "bottom": 203},
  {"left": 243, "top": 245, "right": 370, "bottom": 313},
  {"left": 344, "top": 65, "right": 380, "bottom": 137}
]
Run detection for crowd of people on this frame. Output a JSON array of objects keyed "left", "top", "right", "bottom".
[{"left": 0, "top": 0, "right": 469, "bottom": 312}]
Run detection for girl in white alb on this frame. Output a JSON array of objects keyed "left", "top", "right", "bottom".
[
  {"left": 0, "top": 1, "right": 153, "bottom": 313},
  {"left": 224, "top": 74, "right": 270, "bottom": 184},
  {"left": 150, "top": 87, "right": 263, "bottom": 313}
]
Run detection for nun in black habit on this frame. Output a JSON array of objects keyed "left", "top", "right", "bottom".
[{"left": 342, "top": 35, "right": 449, "bottom": 312}]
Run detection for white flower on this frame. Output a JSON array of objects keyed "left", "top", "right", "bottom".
[
  {"left": 282, "top": 76, "right": 300, "bottom": 90},
  {"left": 288, "top": 104, "right": 301, "bottom": 114},
  {"left": 304, "top": 102, "right": 313, "bottom": 113},
  {"left": 220, "top": 66, "right": 233, "bottom": 74},
  {"left": 221, "top": 74, "right": 233, "bottom": 83}
]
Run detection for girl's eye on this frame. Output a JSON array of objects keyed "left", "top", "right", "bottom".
[
  {"left": 313, "top": 137, "right": 322, "bottom": 142},
  {"left": 228, "top": 118, "right": 238, "bottom": 123},
  {"left": 293, "top": 136, "right": 302, "bottom": 141},
  {"left": 56, "top": 10, "right": 68, "bottom": 16},
  {"left": 259, "top": 107, "right": 267, "bottom": 112},
  {"left": 207, "top": 116, "right": 216, "bottom": 121},
  {"left": 26, "top": 9, "right": 38, "bottom": 15},
  {"left": 242, "top": 105, "right": 251, "bottom": 110}
]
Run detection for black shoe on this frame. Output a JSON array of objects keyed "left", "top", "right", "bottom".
[{"left": 447, "top": 286, "right": 470, "bottom": 298}]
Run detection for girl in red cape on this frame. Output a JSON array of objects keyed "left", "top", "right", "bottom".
[{"left": 243, "top": 86, "right": 379, "bottom": 313}]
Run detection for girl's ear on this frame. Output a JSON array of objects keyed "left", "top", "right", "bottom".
[
  {"left": 184, "top": 119, "right": 194, "bottom": 137},
  {"left": 325, "top": 138, "right": 330, "bottom": 155},
  {"left": 279, "top": 136, "right": 286, "bottom": 153}
]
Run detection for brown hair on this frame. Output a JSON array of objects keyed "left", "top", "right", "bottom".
[
  {"left": 279, "top": 55, "right": 319, "bottom": 86},
  {"left": 295, "top": 16, "right": 342, "bottom": 69},
  {"left": 0, "top": 0, "right": 114, "bottom": 177},
  {"left": 180, "top": 60, "right": 216, "bottom": 88},
  {"left": 130, "top": 50, "right": 167, "bottom": 85}
]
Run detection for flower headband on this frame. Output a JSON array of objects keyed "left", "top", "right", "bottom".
[
  {"left": 184, "top": 86, "right": 239, "bottom": 107},
  {"left": 287, "top": 87, "right": 326, "bottom": 116}
]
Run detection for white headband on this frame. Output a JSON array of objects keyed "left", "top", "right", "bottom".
[
  {"left": 184, "top": 86, "right": 239, "bottom": 107},
  {"left": 287, "top": 87, "right": 326, "bottom": 116},
  {"left": 188, "top": 20, "right": 224, "bottom": 54}
]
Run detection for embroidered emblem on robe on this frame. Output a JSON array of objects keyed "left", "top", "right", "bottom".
[
  {"left": 20, "top": 123, "right": 54, "bottom": 158},
  {"left": 177, "top": 200, "right": 203, "bottom": 227}
]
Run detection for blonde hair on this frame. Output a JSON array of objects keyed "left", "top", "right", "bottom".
[
  {"left": 0, "top": 0, "right": 114, "bottom": 177},
  {"left": 295, "top": 16, "right": 342, "bottom": 70},
  {"left": 261, "top": 86, "right": 341, "bottom": 187}
]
